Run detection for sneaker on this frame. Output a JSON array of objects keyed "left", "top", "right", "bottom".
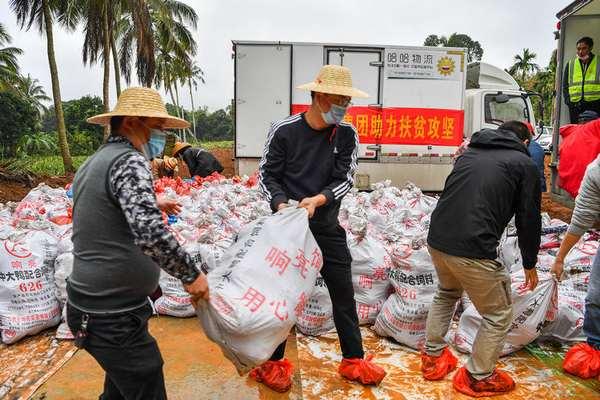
[
  {"left": 453, "top": 366, "right": 515, "bottom": 397},
  {"left": 338, "top": 354, "right": 386, "bottom": 385},
  {"left": 563, "top": 342, "right": 600, "bottom": 379},
  {"left": 249, "top": 359, "right": 294, "bottom": 392},
  {"left": 421, "top": 347, "right": 458, "bottom": 380}
]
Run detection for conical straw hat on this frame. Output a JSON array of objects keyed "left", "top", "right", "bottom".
[
  {"left": 87, "top": 87, "right": 190, "bottom": 129},
  {"left": 296, "top": 65, "right": 369, "bottom": 98}
]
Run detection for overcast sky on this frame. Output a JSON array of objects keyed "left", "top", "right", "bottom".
[{"left": 0, "top": 0, "right": 572, "bottom": 111}]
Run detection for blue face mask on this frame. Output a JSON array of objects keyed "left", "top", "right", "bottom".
[
  {"left": 141, "top": 129, "right": 166, "bottom": 160},
  {"left": 321, "top": 103, "right": 348, "bottom": 126}
]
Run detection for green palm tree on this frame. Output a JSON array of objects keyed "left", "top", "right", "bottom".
[
  {"left": 9, "top": 0, "right": 74, "bottom": 173},
  {"left": 509, "top": 48, "right": 540, "bottom": 85},
  {"left": 15, "top": 74, "right": 51, "bottom": 114},
  {"left": 119, "top": 0, "right": 197, "bottom": 88},
  {"left": 0, "top": 23, "right": 23, "bottom": 91}
]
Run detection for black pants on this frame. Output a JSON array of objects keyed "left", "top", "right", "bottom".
[
  {"left": 67, "top": 303, "right": 167, "bottom": 400},
  {"left": 568, "top": 100, "right": 600, "bottom": 123},
  {"left": 270, "top": 224, "right": 364, "bottom": 360}
]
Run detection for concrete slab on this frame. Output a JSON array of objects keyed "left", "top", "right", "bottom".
[{"left": 30, "top": 317, "right": 600, "bottom": 399}]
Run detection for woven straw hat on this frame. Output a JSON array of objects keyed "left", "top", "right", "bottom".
[
  {"left": 87, "top": 87, "right": 190, "bottom": 129},
  {"left": 296, "top": 65, "right": 369, "bottom": 98},
  {"left": 173, "top": 141, "right": 191, "bottom": 156}
]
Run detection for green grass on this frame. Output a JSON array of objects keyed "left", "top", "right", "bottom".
[
  {"left": 193, "top": 140, "right": 233, "bottom": 150},
  {"left": 0, "top": 141, "right": 233, "bottom": 176},
  {"left": 2, "top": 155, "right": 89, "bottom": 176}
]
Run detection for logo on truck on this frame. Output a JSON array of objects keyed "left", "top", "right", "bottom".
[{"left": 437, "top": 56, "right": 455, "bottom": 76}]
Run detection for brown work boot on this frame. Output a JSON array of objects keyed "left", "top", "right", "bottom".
[
  {"left": 338, "top": 354, "right": 386, "bottom": 385},
  {"left": 453, "top": 366, "right": 515, "bottom": 397},
  {"left": 421, "top": 347, "right": 458, "bottom": 380},
  {"left": 249, "top": 359, "right": 294, "bottom": 392}
]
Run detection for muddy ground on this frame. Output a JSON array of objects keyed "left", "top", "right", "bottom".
[{"left": 0, "top": 150, "right": 573, "bottom": 224}]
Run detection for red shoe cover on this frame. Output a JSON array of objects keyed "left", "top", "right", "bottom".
[
  {"left": 421, "top": 347, "right": 458, "bottom": 380},
  {"left": 338, "top": 354, "right": 386, "bottom": 385},
  {"left": 563, "top": 343, "right": 600, "bottom": 379},
  {"left": 249, "top": 359, "right": 294, "bottom": 392},
  {"left": 452, "top": 367, "right": 515, "bottom": 397}
]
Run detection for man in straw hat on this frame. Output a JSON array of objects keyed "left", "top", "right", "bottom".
[
  {"left": 66, "top": 87, "right": 209, "bottom": 399},
  {"left": 256, "top": 65, "right": 386, "bottom": 392}
]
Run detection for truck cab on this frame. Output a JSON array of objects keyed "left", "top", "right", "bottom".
[{"left": 465, "top": 62, "right": 537, "bottom": 136}]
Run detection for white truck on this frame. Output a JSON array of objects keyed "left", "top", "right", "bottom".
[
  {"left": 550, "top": 0, "right": 600, "bottom": 206},
  {"left": 233, "top": 41, "right": 538, "bottom": 190}
]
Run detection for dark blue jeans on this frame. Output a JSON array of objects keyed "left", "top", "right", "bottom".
[{"left": 584, "top": 253, "right": 600, "bottom": 349}]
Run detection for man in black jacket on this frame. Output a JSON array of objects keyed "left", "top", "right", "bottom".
[
  {"left": 256, "top": 65, "right": 385, "bottom": 392},
  {"left": 172, "top": 141, "right": 224, "bottom": 178},
  {"left": 421, "top": 121, "right": 541, "bottom": 397}
]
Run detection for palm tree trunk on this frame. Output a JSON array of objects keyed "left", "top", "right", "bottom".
[
  {"left": 173, "top": 80, "right": 183, "bottom": 118},
  {"left": 167, "top": 84, "right": 180, "bottom": 117},
  {"left": 110, "top": 27, "right": 121, "bottom": 97},
  {"left": 102, "top": 1, "right": 111, "bottom": 141},
  {"left": 173, "top": 81, "right": 192, "bottom": 139},
  {"left": 42, "top": 0, "right": 73, "bottom": 173},
  {"left": 188, "top": 77, "right": 197, "bottom": 139}
]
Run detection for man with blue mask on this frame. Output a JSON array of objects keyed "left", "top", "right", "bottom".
[
  {"left": 67, "top": 87, "right": 209, "bottom": 399},
  {"left": 257, "top": 65, "right": 386, "bottom": 392}
]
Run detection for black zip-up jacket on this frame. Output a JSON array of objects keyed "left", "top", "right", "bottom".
[
  {"left": 258, "top": 113, "right": 358, "bottom": 228},
  {"left": 427, "top": 128, "right": 541, "bottom": 268},
  {"left": 181, "top": 147, "right": 224, "bottom": 178}
]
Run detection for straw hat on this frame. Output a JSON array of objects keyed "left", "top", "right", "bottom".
[
  {"left": 173, "top": 141, "right": 192, "bottom": 156},
  {"left": 87, "top": 87, "right": 190, "bottom": 129},
  {"left": 296, "top": 65, "right": 369, "bottom": 98}
]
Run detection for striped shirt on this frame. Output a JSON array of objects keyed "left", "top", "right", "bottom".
[{"left": 258, "top": 113, "right": 358, "bottom": 226}]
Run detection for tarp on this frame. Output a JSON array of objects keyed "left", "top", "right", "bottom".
[{"left": 558, "top": 119, "right": 600, "bottom": 197}]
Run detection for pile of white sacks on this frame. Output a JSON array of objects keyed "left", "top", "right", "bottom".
[{"left": 0, "top": 178, "right": 596, "bottom": 361}]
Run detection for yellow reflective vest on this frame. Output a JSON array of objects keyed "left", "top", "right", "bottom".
[{"left": 568, "top": 55, "right": 600, "bottom": 102}]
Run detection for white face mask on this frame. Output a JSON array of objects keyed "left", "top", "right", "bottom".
[{"left": 317, "top": 96, "right": 349, "bottom": 126}]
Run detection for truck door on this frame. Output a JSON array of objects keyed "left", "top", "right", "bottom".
[
  {"left": 326, "top": 47, "right": 383, "bottom": 160},
  {"left": 235, "top": 43, "right": 291, "bottom": 158}
]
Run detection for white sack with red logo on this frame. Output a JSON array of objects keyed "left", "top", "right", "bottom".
[
  {"left": 373, "top": 242, "right": 438, "bottom": 350},
  {"left": 541, "top": 283, "right": 585, "bottom": 342},
  {"left": 453, "top": 271, "right": 558, "bottom": 356},
  {"left": 196, "top": 207, "right": 323, "bottom": 373},
  {"left": 349, "top": 234, "right": 392, "bottom": 325},
  {"left": 295, "top": 275, "right": 335, "bottom": 336},
  {"left": 0, "top": 229, "right": 61, "bottom": 344}
]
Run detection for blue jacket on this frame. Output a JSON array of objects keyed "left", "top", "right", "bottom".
[{"left": 528, "top": 140, "right": 547, "bottom": 192}]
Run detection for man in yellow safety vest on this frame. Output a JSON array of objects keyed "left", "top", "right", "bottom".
[{"left": 563, "top": 37, "right": 600, "bottom": 123}]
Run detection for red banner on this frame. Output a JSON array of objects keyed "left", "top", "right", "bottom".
[{"left": 291, "top": 105, "right": 464, "bottom": 146}]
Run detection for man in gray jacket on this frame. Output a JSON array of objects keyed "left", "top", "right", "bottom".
[
  {"left": 67, "top": 88, "right": 208, "bottom": 400},
  {"left": 552, "top": 154, "right": 600, "bottom": 379}
]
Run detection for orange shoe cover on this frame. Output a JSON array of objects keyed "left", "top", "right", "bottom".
[
  {"left": 453, "top": 366, "right": 515, "bottom": 397},
  {"left": 421, "top": 347, "right": 458, "bottom": 380},
  {"left": 249, "top": 359, "right": 294, "bottom": 392},
  {"left": 338, "top": 354, "right": 386, "bottom": 385},
  {"left": 563, "top": 343, "right": 600, "bottom": 379}
]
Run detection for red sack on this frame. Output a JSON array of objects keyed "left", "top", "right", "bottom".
[
  {"left": 249, "top": 359, "right": 293, "bottom": 392},
  {"left": 338, "top": 354, "right": 386, "bottom": 385},
  {"left": 421, "top": 347, "right": 458, "bottom": 380},
  {"left": 563, "top": 343, "right": 600, "bottom": 379},
  {"left": 558, "top": 119, "right": 600, "bottom": 198},
  {"left": 452, "top": 366, "right": 515, "bottom": 397}
]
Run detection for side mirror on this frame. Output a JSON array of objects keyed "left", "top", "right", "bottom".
[{"left": 494, "top": 94, "right": 510, "bottom": 104}]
